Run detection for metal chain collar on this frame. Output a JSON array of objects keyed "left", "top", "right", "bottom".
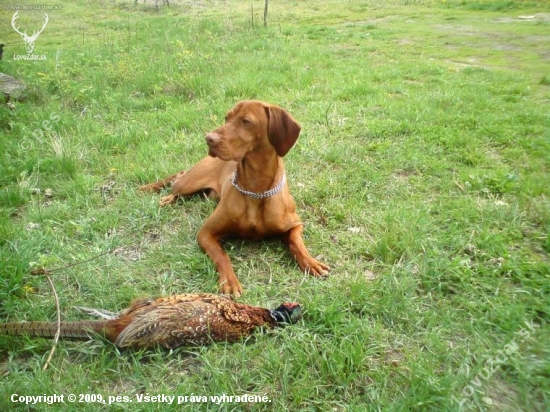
[{"left": 230, "top": 171, "right": 286, "bottom": 200}]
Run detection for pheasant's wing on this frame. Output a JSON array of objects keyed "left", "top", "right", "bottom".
[
  {"left": 206, "top": 296, "right": 270, "bottom": 325},
  {"left": 114, "top": 301, "right": 217, "bottom": 349},
  {"left": 150, "top": 294, "right": 259, "bottom": 324},
  {"left": 119, "top": 294, "right": 219, "bottom": 318}
]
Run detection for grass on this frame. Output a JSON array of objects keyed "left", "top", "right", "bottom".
[{"left": 1, "top": 0, "right": 549, "bottom": 410}]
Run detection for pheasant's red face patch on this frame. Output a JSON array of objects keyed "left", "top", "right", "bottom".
[{"left": 283, "top": 302, "right": 300, "bottom": 309}]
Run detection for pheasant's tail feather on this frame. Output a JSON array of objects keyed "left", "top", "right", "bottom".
[{"left": 0, "top": 321, "right": 107, "bottom": 339}]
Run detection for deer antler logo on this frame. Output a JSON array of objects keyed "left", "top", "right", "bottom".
[{"left": 11, "top": 11, "right": 49, "bottom": 55}]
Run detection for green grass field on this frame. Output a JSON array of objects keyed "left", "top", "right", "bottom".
[{"left": 1, "top": 0, "right": 549, "bottom": 410}]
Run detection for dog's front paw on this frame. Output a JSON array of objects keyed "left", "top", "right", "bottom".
[
  {"left": 300, "top": 258, "right": 330, "bottom": 278},
  {"left": 218, "top": 277, "right": 244, "bottom": 297}
]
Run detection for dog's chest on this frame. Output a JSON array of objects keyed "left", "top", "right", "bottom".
[{"left": 228, "top": 200, "right": 295, "bottom": 239}]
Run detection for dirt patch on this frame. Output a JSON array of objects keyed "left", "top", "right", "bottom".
[
  {"left": 494, "top": 13, "right": 550, "bottom": 23},
  {"left": 445, "top": 58, "right": 493, "bottom": 70}
]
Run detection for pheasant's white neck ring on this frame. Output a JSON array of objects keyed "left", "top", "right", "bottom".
[{"left": 230, "top": 170, "right": 286, "bottom": 200}]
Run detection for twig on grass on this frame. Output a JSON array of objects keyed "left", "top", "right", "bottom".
[
  {"left": 28, "top": 249, "right": 115, "bottom": 370},
  {"left": 41, "top": 271, "right": 60, "bottom": 371},
  {"left": 30, "top": 249, "right": 113, "bottom": 276},
  {"left": 325, "top": 102, "right": 334, "bottom": 135}
]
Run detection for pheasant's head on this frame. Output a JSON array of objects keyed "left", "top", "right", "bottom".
[{"left": 271, "top": 302, "right": 302, "bottom": 325}]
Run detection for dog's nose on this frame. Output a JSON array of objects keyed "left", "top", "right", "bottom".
[{"left": 205, "top": 133, "right": 221, "bottom": 146}]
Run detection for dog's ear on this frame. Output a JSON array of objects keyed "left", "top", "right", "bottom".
[{"left": 265, "top": 105, "right": 301, "bottom": 157}]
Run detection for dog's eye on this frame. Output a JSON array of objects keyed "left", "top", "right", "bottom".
[{"left": 242, "top": 118, "right": 252, "bottom": 125}]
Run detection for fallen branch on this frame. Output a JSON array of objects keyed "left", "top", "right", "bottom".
[
  {"left": 30, "top": 249, "right": 113, "bottom": 276},
  {"left": 42, "top": 271, "right": 60, "bottom": 371},
  {"left": 27, "top": 249, "right": 114, "bottom": 370}
]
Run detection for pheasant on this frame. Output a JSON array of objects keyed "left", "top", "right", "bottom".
[{"left": 0, "top": 293, "right": 302, "bottom": 349}]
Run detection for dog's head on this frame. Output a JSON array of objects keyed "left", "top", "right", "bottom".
[{"left": 206, "top": 101, "right": 301, "bottom": 161}]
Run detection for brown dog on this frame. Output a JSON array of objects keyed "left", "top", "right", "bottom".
[{"left": 141, "top": 101, "right": 329, "bottom": 295}]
